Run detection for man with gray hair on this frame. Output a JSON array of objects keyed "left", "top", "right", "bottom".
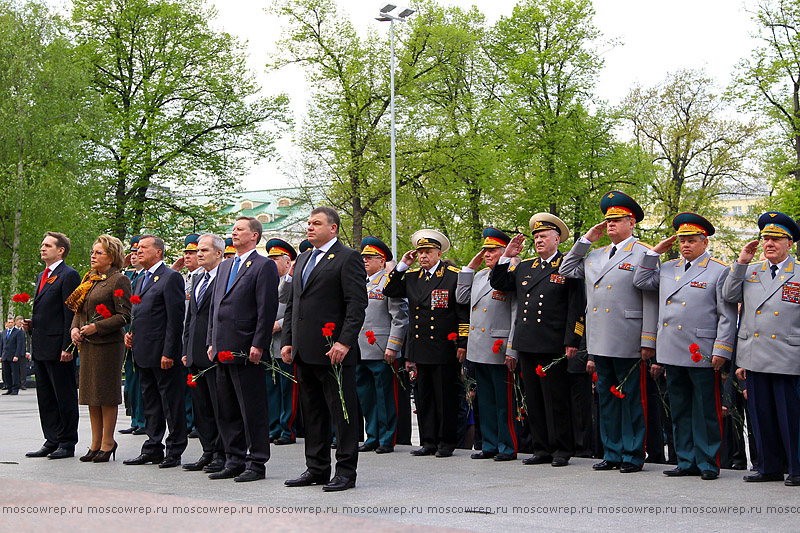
[{"left": 181, "top": 233, "right": 225, "bottom": 473}]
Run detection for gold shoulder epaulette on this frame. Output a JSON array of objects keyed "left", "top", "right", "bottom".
[
  {"left": 447, "top": 265, "right": 460, "bottom": 273},
  {"left": 520, "top": 258, "right": 534, "bottom": 264},
  {"left": 664, "top": 258, "right": 678, "bottom": 265},
  {"left": 635, "top": 240, "right": 654, "bottom": 250},
  {"left": 709, "top": 257, "right": 729, "bottom": 267},
  {"left": 479, "top": 267, "right": 490, "bottom": 273},
  {"left": 407, "top": 268, "right": 420, "bottom": 273}
]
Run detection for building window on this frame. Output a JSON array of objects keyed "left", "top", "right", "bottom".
[
  {"left": 257, "top": 214, "right": 271, "bottom": 223},
  {"left": 732, "top": 205, "right": 742, "bottom": 215},
  {"left": 277, "top": 198, "right": 291, "bottom": 208},
  {"left": 241, "top": 201, "right": 253, "bottom": 210}
]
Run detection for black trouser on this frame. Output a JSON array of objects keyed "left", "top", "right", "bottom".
[
  {"left": 216, "top": 363, "right": 270, "bottom": 473},
  {"left": 189, "top": 364, "right": 224, "bottom": 458},
  {"left": 137, "top": 364, "right": 187, "bottom": 459},
  {"left": 568, "top": 370, "right": 593, "bottom": 457},
  {"left": 518, "top": 352, "right": 574, "bottom": 459},
  {"left": 415, "top": 362, "right": 461, "bottom": 453},
  {"left": 296, "top": 358, "right": 358, "bottom": 480},
  {"left": 34, "top": 359, "right": 78, "bottom": 450},
  {"left": 2, "top": 359, "right": 20, "bottom": 393}
]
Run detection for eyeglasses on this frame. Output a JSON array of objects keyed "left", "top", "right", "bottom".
[{"left": 89, "top": 250, "right": 107, "bottom": 256}]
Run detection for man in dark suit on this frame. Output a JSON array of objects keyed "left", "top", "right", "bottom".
[
  {"left": 2, "top": 318, "right": 25, "bottom": 395},
  {"left": 22, "top": 232, "right": 81, "bottom": 458},
  {"left": 282, "top": 207, "right": 368, "bottom": 492},
  {"left": 120, "top": 236, "right": 146, "bottom": 435},
  {"left": 123, "top": 235, "right": 187, "bottom": 468},
  {"left": 383, "top": 229, "right": 469, "bottom": 458},
  {"left": 181, "top": 233, "right": 225, "bottom": 473},
  {"left": 206, "top": 217, "right": 279, "bottom": 482}
]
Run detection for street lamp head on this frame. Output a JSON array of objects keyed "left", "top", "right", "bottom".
[
  {"left": 398, "top": 8, "right": 415, "bottom": 18},
  {"left": 380, "top": 3, "right": 397, "bottom": 13},
  {"left": 375, "top": 15, "right": 392, "bottom": 21}
]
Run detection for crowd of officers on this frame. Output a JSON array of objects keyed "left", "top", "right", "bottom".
[{"left": 15, "top": 190, "right": 800, "bottom": 489}]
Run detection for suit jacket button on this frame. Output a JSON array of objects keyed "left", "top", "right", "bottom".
[
  {"left": 483, "top": 309, "right": 487, "bottom": 312},
  {"left": 537, "top": 319, "right": 541, "bottom": 323},
  {"left": 539, "top": 294, "right": 544, "bottom": 298},
  {"left": 754, "top": 333, "right": 759, "bottom": 338},
  {"left": 775, "top": 312, "right": 779, "bottom": 316},
  {"left": 415, "top": 325, "right": 418, "bottom": 329},
  {"left": 607, "top": 285, "right": 611, "bottom": 289},
  {"left": 524, "top": 310, "right": 528, "bottom": 314},
  {"left": 471, "top": 326, "right": 475, "bottom": 330},
  {"left": 481, "top": 328, "right": 485, "bottom": 332},
  {"left": 431, "top": 317, "right": 434, "bottom": 321},
  {"left": 415, "top": 335, "right": 419, "bottom": 338},
  {"left": 756, "top": 310, "right": 761, "bottom": 315},
  {"left": 594, "top": 284, "right": 599, "bottom": 289},
  {"left": 415, "top": 315, "right": 419, "bottom": 319},
  {"left": 430, "top": 336, "right": 434, "bottom": 340},
  {"left": 593, "top": 307, "right": 597, "bottom": 312},
  {"left": 663, "top": 322, "right": 668, "bottom": 327},
  {"left": 472, "top": 307, "right": 476, "bottom": 311},
  {"left": 682, "top": 302, "right": 686, "bottom": 306},
  {"left": 772, "top": 335, "right": 776, "bottom": 339},
  {"left": 605, "top": 309, "right": 609, "bottom": 312},
  {"left": 525, "top": 301, "right": 529, "bottom": 306},
  {"left": 430, "top": 326, "right": 434, "bottom": 330},
  {"left": 667, "top": 300, "right": 671, "bottom": 305},
  {"left": 538, "top": 310, "right": 542, "bottom": 315},
  {"left": 539, "top": 302, "right": 543, "bottom": 306},
  {"left": 677, "top": 325, "right": 682, "bottom": 330}
]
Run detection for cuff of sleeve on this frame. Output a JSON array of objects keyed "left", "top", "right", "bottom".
[
  {"left": 730, "top": 262, "right": 748, "bottom": 279},
  {"left": 396, "top": 262, "right": 409, "bottom": 272},
  {"left": 461, "top": 266, "right": 474, "bottom": 273},
  {"left": 498, "top": 256, "right": 511, "bottom": 265}
]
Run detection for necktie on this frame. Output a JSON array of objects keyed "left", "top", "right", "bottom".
[
  {"left": 38, "top": 268, "right": 50, "bottom": 294},
  {"left": 197, "top": 271, "right": 211, "bottom": 304},
  {"left": 302, "top": 249, "right": 323, "bottom": 288},
  {"left": 685, "top": 262, "right": 691, "bottom": 272},
  {"left": 424, "top": 271, "right": 432, "bottom": 282},
  {"left": 226, "top": 256, "right": 241, "bottom": 293},
  {"left": 609, "top": 246, "right": 617, "bottom": 259},
  {"left": 5, "top": 330, "right": 9, "bottom": 340},
  {"left": 771, "top": 264, "right": 778, "bottom": 279},
  {"left": 140, "top": 271, "right": 153, "bottom": 292}
]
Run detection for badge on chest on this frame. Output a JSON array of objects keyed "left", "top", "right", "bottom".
[
  {"left": 550, "top": 274, "right": 566, "bottom": 285},
  {"left": 690, "top": 281, "right": 707, "bottom": 289},
  {"left": 492, "top": 290, "right": 507, "bottom": 301},
  {"left": 431, "top": 289, "right": 449, "bottom": 308},
  {"left": 782, "top": 282, "right": 800, "bottom": 304},
  {"left": 618, "top": 263, "right": 634, "bottom": 272},
  {"left": 368, "top": 288, "right": 385, "bottom": 300}
]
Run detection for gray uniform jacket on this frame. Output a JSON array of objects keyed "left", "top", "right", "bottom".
[
  {"left": 357, "top": 270, "right": 408, "bottom": 361},
  {"left": 456, "top": 268, "right": 517, "bottom": 364},
  {"left": 271, "top": 276, "right": 291, "bottom": 359},
  {"left": 722, "top": 257, "right": 800, "bottom": 375},
  {"left": 560, "top": 238, "right": 659, "bottom": 358},
  {"left": 633, "top": 251, "right": 737, "bottom": 367}
]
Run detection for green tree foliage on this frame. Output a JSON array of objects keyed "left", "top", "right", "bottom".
[{"left": 73, "top": 0, "right": 290, "bottom": 241}]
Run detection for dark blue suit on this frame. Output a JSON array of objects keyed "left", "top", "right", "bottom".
[
  {"left": 131, "top": 262, "right": 186, "bottom": 459},
  {"left": 207, "top": 251, "right": 279, "bottom": 473},
  {"left": 1, "top": 327, "right": 25, "bottom": 393},
  {"left": 30, "top": 262, "right": 80, "bottom": 448},
  {"left": 122, "top": 268, "right": 145, "bottom": 429}
]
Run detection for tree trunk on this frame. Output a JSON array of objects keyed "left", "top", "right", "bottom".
[
  {"left": 8, "top": 158, "right": 23, "bottom": 320},
  {"left": 794, "top": 81, "right": 800, "bottom": 180}
]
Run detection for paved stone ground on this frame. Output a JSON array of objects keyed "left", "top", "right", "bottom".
[{"left": 1, "top": 390, "right": 799, "bottom": 531}]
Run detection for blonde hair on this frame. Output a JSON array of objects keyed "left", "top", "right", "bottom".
[{"left": 95, "top": 234, "right": 125, "bottom": 269}]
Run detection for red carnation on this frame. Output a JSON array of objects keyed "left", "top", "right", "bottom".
[
  {"left": 130, "top": 295, "right": 141, "bottom": 304},
  {"left": 691, "top": 353, "right": 702, "bottom": 363},
  {"left": 11, "top": 294, "right": 20, "bottom": 303},
  {"left": 325, "top": 322, "right": 336, "bottom": 330},
  {"left": 114, "top": 289, "right": 124, "bottom": 297},
  {"left": 689, "top": 343, "right": 700, "bottom": 354},
  {"left": 447, "top": 332, "right": 458, "bottom": 341},
  {"left": 19, "top": 293, "right": 29, "bottom": 303},
  {"left": 492, "top": 339, "right": 504, "bottom": 354},
  {"left": 365, "top": 331, "right": 377, "bottom": 345},
  {"left": 322, "top": 327, "right": 334, "bottom": 337},
  {"left": 592, "top": 372, "right": 598, "bottom": 383},
  {"left": 96, "top": 304, "right": 112, "bottom": 319},
  {"left": 218, "top": 351, "right": 234, "bottom": 362},
  {"left": 536, "top": 365, "right": 546, "bottom": 377},
  {"left": 187, "top": 374, "right": 197, "bottom": 388}
]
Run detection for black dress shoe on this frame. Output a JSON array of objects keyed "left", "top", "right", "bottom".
[
  {"left": 620, "top": 462, "right": 643, "bottom": 473},
  {"left": 202, "top": 458, "right": 226, "bottom": 473},
  {"left": 410, "top": 447, "right": 436, "bottom": 456},
  {"left": 3, "top": 391, "right": 12, "bottom": 395},
  {"left": 551, "top": 457, "right": 569, "bottom": 467},
  {"left": 284, "top": 470, "right": 330, "bottom": 487},
  {"left": 183, "top": 453, "right": 213, "bottom": 471},
  {"left": 26, "top": 445, "right": 57, "bottom": 458},
  {"left": 118, "top": 427, "right": 137, "bottom": 434},
  {"left": 435, "top": 450, "right": 453, "bottom": 458},
  {"left": 664, "top": 466, "right": 700, "bottom": 477},
  {"left": 785, "top": 475, "right": 800, "bottom": 486},
  {"left": 701, "top": 470, "right": 719, "bottom": 480},
  {"left": 744, "top": 472, "right": 784, "bottom": 482},
  {"left": 269, "top": 434, "right": 278, "bottom": 443},
  {"left": 358, "top": 443, "right": 378, "bottom": 452},
  {"left": 123, "top": 452, "right": 164, "bottom": 465},
  {"left": 132, "top": 427, "right": 147, "bottom": 435},
  {"left": 158, "top": 456, "right": 181, "bottom": 468},
  {"left": 522, "top": 454, "right": 552, "bottom": 465},
  {"left": 275, "top": 437, "right": 296, "bottom": 445},
  {"left": 375, "top": 445, "right": 394, "bottom": 454},
  {"left": 188, "top": 429, "right": 199, "bottom": 439},
  {"left": 47, "top": 448, "right": 74, "bottom": 459},
  {"left": 208, "top": 466, "right": 245, "bottom": 480},
  {"left": 235, "top": 469, "right": 265, "bottom": 482},
  {"left": 593, "top": 460, "right": 620, "bottom": 471},
  {"left": 494, "top": 453, "right": 516, "bottom": 462},
  {"left": 471, "top": 451, "right": 496, "bottom": 460},
  {"left": 322, "top": 475, "right": 355, "bottom": 492}
]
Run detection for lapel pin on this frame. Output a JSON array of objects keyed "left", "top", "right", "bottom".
[
  {"left": 246, "top": 260, "right": 252, "bottom": 268},
  {"left": 328, "top": 254, "right": 335, "bottom": 259},
  {"left": 46, "top": 275, "right": 57, "bottom": 284},
  {"left": 154, "top": 276, "right": 159, "bottom": 283}
]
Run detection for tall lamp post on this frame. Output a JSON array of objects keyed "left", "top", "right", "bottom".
[{"left": 376, "top": 3, "right": 414, "bottom": 258}]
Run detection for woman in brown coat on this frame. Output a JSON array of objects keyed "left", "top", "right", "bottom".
[{"left": 67, "top": 235, "right": 132, "bottom": 462}]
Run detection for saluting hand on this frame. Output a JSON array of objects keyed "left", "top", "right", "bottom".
[
  {"left": 400, "top": 249, "right": 417, "bottom": 267},
  {"left": 466, "top": 250, "right": 485, "bottom": 270},
  {"left": 584, "top": 221, "right": 608, "bottom": 243},
  {"left": 737, "top": 240, "right": 760, "bottom": 265},
  {"left": 652, "top": 235, "right": 677, "bottom": 255},
  {"left": 503, "top": 234, "right": 525, "bottom": 258}
]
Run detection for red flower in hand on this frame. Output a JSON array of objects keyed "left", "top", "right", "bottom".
[
  {"left": 13, "top": 293, "right": 30, "bottom": 303},
  {"left": 130, "top": 295, "right": 141, "bottom": 304},
  {"left": 325, "top": 322, "right": 336, "bottom": 331},
  {"left": 689, "top": 343, "right": 700, "bottom": 354},
  {"left": 492, "top": 339, "right": 504, "bottom": 354},
  {"left": 535, "top": 365, "right": 546, "bottom": 377},
  {"left": 96, "top": 304, "right": 112, "bottom": 319},
  {"left": 592, "top": 372, "right": 598, "bottom": 383},
  {"left": 322, "top": 327, "right": 334, "bottom": 337},
  {"left": 187, "top": 374, "right": 197, "bottom": 388},
  {"left": 114, "top": 289, "right": 124, "bottom": 297},
  {"left": 691, "top": 353, "right": 702, "bottom": 363},
  {"left": 12, "top": 294, "right": 20, "bottom": 303},
  {"left": 447, "top": 332, "right": 458, "bottom": 341},
  {"left": 218, "top": 351, "right": 234, "bottom": 362}
]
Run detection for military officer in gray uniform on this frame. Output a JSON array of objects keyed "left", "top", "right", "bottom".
[
  {"left": 491, "top": 215, "right": 586, "bottom": 466},
  {"left": 722, "top": 211, "right": 800, "bottom": 486},
  {"left": 356, "top": 237, "right": 408, "bottom": 454},
  {"left": 266, "top": 238, "right": 299, "bottom": 445},
  {"left": 633, "top": 213, "right": 737, "bottom": 480},
  {"left": 457, "top": 228, "right": 519, "bottom": 461},
  {"left": 560, "top": 191, "right": 658, "bottom": 474}
]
